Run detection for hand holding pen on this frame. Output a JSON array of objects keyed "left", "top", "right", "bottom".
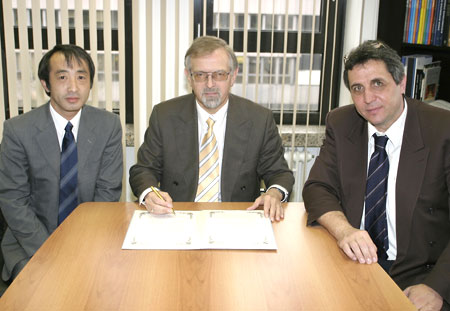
[{"left": 143, "top": 186, "right": 175, "bottom": 214}]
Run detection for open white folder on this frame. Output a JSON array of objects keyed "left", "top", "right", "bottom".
[{"left": 122, "top": 209, "right": 277, "bottom": 250}]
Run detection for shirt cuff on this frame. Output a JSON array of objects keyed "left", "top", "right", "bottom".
[
  {"left": 267, "top": 185, "right": 289, "bottom": 202},
  {"left": 139, "top": 187, "right": 157, "bottom": 205}
]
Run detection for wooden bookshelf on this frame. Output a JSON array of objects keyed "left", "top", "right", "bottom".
[{"left": 377, "top": 0, "right": 450, "bottom": 102}]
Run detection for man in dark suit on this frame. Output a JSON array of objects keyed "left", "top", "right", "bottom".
[
  {"left": 129, "top": 36, "right": 294, "bottom": 221},
  {"left": 0, "top": 44, "right": 123, "bottom": 282},
  {"left": 303, "top": 40, "right": 450, "bottom": 310}
]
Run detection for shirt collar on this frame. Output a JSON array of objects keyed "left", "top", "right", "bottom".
[
  {"left": 49, "top": 103, "right": 82, "bottom": 134},
  {"left": 196, "top": 100, "right": 229, "bottom": 128}
]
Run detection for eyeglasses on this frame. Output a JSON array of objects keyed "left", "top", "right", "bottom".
[{"left": 190, "top": 70, "right": 230, "bottom": 82}]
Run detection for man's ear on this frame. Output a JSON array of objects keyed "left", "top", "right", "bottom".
[
  {"left": 40, "top": 80, "right": 50, "bottom": 93},
  {"left": 230, "top": 67, "right": 239, "bottom": 86},
  {"left": 185, "top": 68, "right": 194, "bottom": 88},
  {"left": 399, "top": 74, "right": 407, "bottom": 94}
]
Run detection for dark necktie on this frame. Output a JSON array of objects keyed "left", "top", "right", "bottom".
[
  {"left": 58, "top": 122, "right": 79, "bottom": 224},
  {"left": 365, "top": 134, "right": 389, "bottom": 259}
]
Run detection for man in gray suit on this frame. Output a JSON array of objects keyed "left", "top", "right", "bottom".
[
  {"left": 130, "top": 36, "right": 294, "bottom": 221},
  {"left": 0, "top": 44, "right": 123, "bottom": 282},
  {"left": 303, "top": 41, "right": 449, "bottom": 310}
]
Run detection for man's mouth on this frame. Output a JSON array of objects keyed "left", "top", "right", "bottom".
[
  {"left": 66, "top": 96, "right": 79, "bottom": 103},
  {"left": 203, "top": 89, "right": 219, "bottom": 97},
  {"left": 366, "top": 106, "right": 381, "bottom": 114}
]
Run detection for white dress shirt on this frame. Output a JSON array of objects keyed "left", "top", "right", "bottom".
[{"left": 360, "top": 100, "right": 408, "bottom": 260}]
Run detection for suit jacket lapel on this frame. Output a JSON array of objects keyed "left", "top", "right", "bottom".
[
  {"left": 35, "top": 103, "right": 60, "bottom": 177},
  {"left": 174, "top": 96, "right": 199, "bottom": 200},
  {"left": 395, "top": 99, "right": 428, "bottom": 261},
  {"left": 343, "top": 111, "right": 368, "bottom": 227},
  {"left": 221, "top": 94, "right": 253, "bottom": 201},
  {"left": 77, "top": 106, "right": 97, "bottom": 171}
]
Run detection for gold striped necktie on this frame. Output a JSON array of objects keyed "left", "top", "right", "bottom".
[{"left": 195, "top": 118, "right": 220, "bottom": 202}]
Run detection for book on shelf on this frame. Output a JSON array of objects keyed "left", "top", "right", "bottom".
[
  {"left": 443, "top": 0, "right": 450, "bottom": 46},
  {"left": 421, "top": 61, "right": 441, "bottom": 102},
  {"left": 418, "top": 0, "right": 427, "bottom": 43},
  {"left": 404, "top": 0, "right": 413, "bottom": 42},
  {"left": 403, "top": 0, "right": 450, "bottom": 46},
  {"left": 424, "top": 0, "right": 434, "bottom": 44},
  {"left": 433, "top": 0, "right": 448, "bottom": 45},
  {"left": 402, "top": 54, "right": 433, "bottom": 99}
]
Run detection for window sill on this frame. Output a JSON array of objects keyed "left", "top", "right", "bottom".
[
  {"left": 279, "top": 125, "right": 325, "bottom": 147},
  {"left": 126, "top": 124, "right": 325, "bottom": 148}
]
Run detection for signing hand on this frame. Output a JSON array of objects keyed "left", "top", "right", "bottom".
[
  {"left": 144, "top": 190, "right": 173, "bottom": 214},
  {"left": 404, "top": 284, "right": 443, "bottom": 311},
  {"left": 247, "top": 188, "right": 284, "bottom": 222}
]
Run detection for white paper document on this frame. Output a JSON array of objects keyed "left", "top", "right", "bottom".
[{"left": 122, "top": 210, "right": 277, "bottom": 250}]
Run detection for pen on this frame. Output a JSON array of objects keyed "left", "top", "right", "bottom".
[{"left": 150, "top": 186, "right": 175, "bottom": 214}]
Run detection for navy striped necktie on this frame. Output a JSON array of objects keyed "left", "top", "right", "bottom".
[
  {"left": 365, "top": 134, "right": 389, "bottom": 260},
  {"left": 58, "top": 122, "right": 79, "bottom": 224}
]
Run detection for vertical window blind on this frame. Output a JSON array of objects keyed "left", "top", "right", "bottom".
[
  {"left": 0, "top": 0, "right": 346, "bottom": 200},
  {"left": 197, "top": 0, "right": 344, "bottom": 189},
  {"left": 0, "top": 0, "right": 126, "bottom": 199}
]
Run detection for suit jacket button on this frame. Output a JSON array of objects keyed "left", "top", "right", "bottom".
[
  {"left": 240, "top": 186, "right": 246, "bottom": 191},
  {"left": 173, "top": 181, "right": 179, "bottom": 186},
  {"left": 428, "top": 207, "right": 434, "bottom": 215},
  {"left": 429, "top": 241, "right": 435, "bottom": 247}
]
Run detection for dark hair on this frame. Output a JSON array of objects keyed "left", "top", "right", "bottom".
[
  {"left": 185, "top": 36, "right": 238, "bottom": 72},
  {"left": 38, "top": 44, "right": 95, "bottom": 96},
  {"left": 343, "top": 40, "right": 405, "bottom": 89}
]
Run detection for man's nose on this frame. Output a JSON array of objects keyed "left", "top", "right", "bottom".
[
  {"left": 68, "top": 77, "right": 78, "bottom": 92},
  {"left": 363, "top": 89, "right": 375, "bottom": 103},
  {"left": 206, "top": 74, "right": 215, "bottom": 88}
]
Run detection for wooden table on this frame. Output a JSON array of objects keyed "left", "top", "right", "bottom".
[{"left": 0, "top": 202, "right": 414, "bottom": 310}]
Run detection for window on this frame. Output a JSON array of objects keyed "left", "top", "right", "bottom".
[
  {"left": 195, "top": 0, "right": 345, "bottom": 125},
  {"left": 3, "top": 0, "right": 132, "bottom": 122}
]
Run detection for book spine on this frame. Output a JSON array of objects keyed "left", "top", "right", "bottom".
[
  {"left": 432, "top": 0, "right": 443, "bottom": 44},
  {"left": 420, "top": 69, "right": 427, "bottom": 101},
  {"left": 443, "top": 0, "right": 450, "bottom": 46},
  {"left": 410, "top": 0, "right": 418, "bottom": 42},
  {"left": 414, "top": 69, "right": 424, "bottom": 99},
  {"left": 428, "top": 0, "right": 437, "bottom": 44},
  {"left": 424, "top": 0, "right": 433, "bottom": 43},
  {"left": 418, "top": 0, "right": 428, "bottom": 43},
  {"left": 414, "top": 0, "right": 422, "bottom": 43},
  {"left": 404, "top": 0, "right": 413, "bottom": 42},
  {"left": 406, "top": 57, "right": 415, "bottom": 97},
  {"left": 436, "top": 0, "right": 447, "bottom": 45}
]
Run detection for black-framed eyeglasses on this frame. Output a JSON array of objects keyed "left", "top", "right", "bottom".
[{"left": 190, "top": 70, "right": 231, "bottom": 82}]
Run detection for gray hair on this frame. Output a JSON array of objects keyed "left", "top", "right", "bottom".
[
  {"left": 343, "top": 40, "right": 405, "bottom": 89},
  {"left": 184, "top": 36, "right": 238, "bottom": 72}
]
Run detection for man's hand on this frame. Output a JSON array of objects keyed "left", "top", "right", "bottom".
[
  {"left": 404, "top": 284, "right": 443, "bottom": 311},
  {"left": 247, "top": 188, "right": 284, "bottom": 222},
  {"left": 143, "top": 190, "right": 173, "bottom": 214},
  {"left": 336, "top": 226, "right": 378, "bottom": 264},
  {"left": 317, "top": 211, "right": 378, "bottom": 264}
]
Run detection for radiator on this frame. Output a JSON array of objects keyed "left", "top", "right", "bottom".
[{"left": 284, "top": 147, "right": 320, "bottom": 202}]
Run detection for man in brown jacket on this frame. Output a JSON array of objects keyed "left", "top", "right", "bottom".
[{"left": 303, "top": 40, "right": 450, "bottom": 311}]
